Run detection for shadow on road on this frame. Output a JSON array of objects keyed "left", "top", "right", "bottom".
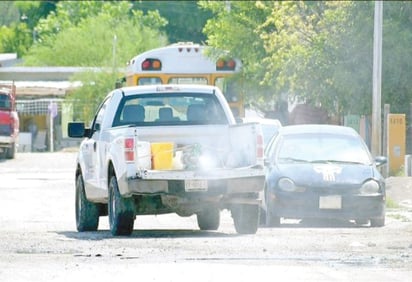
[
  {"left": 58, "top": 229, "right": 238, "bottom": 240},
  {"left": 260, "top": 218, "right": 371, "bottom": 228}
]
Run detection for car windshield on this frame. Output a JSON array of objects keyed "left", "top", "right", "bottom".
[
  {"left": 276, "top": 133, "right": 372, "bottom": 165},
  {"left": 113, "top": 92, "right": 228, "bottom": 127},
  {"left": 261, "top": 124, "right": 280, "bottom": 147},
  {"left": 0, "top": 94, "right": 11, "bottom": 109}
]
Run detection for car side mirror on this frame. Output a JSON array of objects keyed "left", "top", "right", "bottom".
[
  {"left": 375, "top": 156, "right": 387, "bottom": 167},
  {"left": 264, "top": 157, "right": 271, "bottom": 167}
]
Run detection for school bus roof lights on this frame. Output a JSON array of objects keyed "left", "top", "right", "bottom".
[
  {"left": 141, "top": 58, "right": 162, "bottom": 71},
  {"left": 216, "top": 58, "right": 236, "bottom": 71}
]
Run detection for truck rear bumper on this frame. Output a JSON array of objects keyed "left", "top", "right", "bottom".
[
  {"left": 121, "top": 167, "right": 265, "bottom": 196},
  {"left": 0, "top": 136, "right": 13, "bottom": 147},
  {"left": 131, "top": 166, "right": 265, "bottom": 180}
]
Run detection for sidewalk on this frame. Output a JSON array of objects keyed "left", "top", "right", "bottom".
[{"left": 386, "top": 176, "right": 412, "bottom": 208}]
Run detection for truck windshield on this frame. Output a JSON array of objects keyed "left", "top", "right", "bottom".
[
  {"left": 113, "top": 92, "right": 228, "bottom": 127},
  {"left": 0, "top": 94, "right": 11, "bottom": 110}
]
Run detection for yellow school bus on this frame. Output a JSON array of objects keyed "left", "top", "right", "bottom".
[{"left": 123, "top": 42, "right": 244, "bottom": 117}]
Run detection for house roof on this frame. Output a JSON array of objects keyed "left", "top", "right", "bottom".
[{"left": 0, "top": 66, "right": 103, "bottom": 81}]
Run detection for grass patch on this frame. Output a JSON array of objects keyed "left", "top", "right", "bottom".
[
  {"left": 387, "top": 213, "right": 411, "bottom": 222},
  {"left": 386, "top": 197, "right": 399, "bottom": 208}
]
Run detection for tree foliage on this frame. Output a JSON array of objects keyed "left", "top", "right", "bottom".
[
  {"left": 200, "top": 1, "right": 272, "bottom": 106},
  {"left": 0, "top": 22, "right": 32, "bottom": 57},
  {"left": 23, "top": 1, "right": 167, "bottom": 67},
  {"left": 21, "top": 1, "right": 168, "bottom": 123},
  {"left": 381, "top": 1, "right": 412, "bottom": 114},
  {"left": 133, "top": 1, "right": 212, "bottom": 43},
  {"left": 0, "top": 1, "right": 20, "bottom": 26},
  {"left": 201, "top": 1, "right": 412, "bottom": 119},
  {"left": 0, "top": 1, "right": 57, "bottom": 56},
  {"left": 2, "top": 0, "right": 412, "bottom": 122}
]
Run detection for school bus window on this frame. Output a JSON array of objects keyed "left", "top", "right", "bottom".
[
  {"left": 215, "top": 77, "right": 239, "bottom": 102},
  {"left": 225, "top": 80, "right": 240, "bottom": 103},
  {"left": 168, "top": 77, "right": 208, "bottom": 85},
  {"left": 214, "top": 77, "right": 224, "bottom": 91},
  {"left": 138, "top": 77, "right": 162, "bottom": 85}
]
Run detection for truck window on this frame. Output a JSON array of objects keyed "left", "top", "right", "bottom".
[
  {"left": 0, "top": 94, "right": 11, "bottom": 109},
  {"left": 113, "top": 93, "right": 228, "bottom": 127},
  {"left": 90, "top": 97, "right": 110, "bottom": 132}
]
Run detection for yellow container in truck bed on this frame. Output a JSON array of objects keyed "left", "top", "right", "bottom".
[{"left": 151, "top": 142, "right": 174, "bottom": 170}]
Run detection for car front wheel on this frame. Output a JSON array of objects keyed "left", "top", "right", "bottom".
[{"left": 265, "top": 190, "right": 280, "bottom": 227}]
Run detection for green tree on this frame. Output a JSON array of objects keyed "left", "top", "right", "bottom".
[
  {"left": 381, "top": 1, "right": 412, "bottom": 114},
  {"left": 24, "top": 1, "right": 167, "bottom": 66},
  {"left": 201, "top": 0, "right": 412, "bottom": 121},
  {"left": 22, "top": 1, "right": 167, "bottom": 123},
  {"left": 0, "top": 1, "right": 20, "bottom": 26},
  {"left": 259, "top": 1, "right": 374, "bottom": 116},
  {"left": 133, "top": 1, "right": 212, "bottom": 43},
  {"left": 201, "top": 1, "right": 373, "bottom": 116},
  {"left": 0, "top": 1, "right": 57, "bottom": 56},
  {"left": 200, "top": 1, "right": 273, "bottom": 108},
  {"left": 0, "top": 23, "right": 32, "bottom": 56}
]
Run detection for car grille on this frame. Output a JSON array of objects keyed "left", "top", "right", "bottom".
[{"left": 0, "top": 124, "right": 12, "bottom": 135}]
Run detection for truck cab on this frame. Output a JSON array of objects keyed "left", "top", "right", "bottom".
[{"left": 0, "top": 83, "right": 19, "bottom": 159}]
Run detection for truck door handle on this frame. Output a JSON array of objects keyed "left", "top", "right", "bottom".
[{"left": 93, "top": 142, "right": 96, "bottom": 152}]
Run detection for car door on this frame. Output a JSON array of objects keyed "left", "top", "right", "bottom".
[{"left": 82, "top": 98, "right": 110, "bottom": 199}]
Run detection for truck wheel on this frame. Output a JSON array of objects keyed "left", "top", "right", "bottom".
[
  {"left": 6, "top": 143, "right": 15, "bottom": 159},
  {"left": 108, "top": 175, "right": 135, "bottom": 236},
  {"left": 232, "top": 204, "right": 259, "bottom": 234},
  {"left": 75, "top": 173, "right": 99, "bottom": 231},
  {"left": 197, "top": 208, "right": 220, "bottom": 230}
]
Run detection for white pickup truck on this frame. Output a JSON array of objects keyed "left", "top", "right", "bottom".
[{"left": 68, "top": 84, "right": 265, "bottom": 236}]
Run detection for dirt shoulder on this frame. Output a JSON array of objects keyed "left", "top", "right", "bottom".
[{"left": 386, "top": 176, "right": 412, "bottom": 208}]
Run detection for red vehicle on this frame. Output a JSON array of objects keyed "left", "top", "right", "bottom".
[{"left": 0, "top": 83, "right": 19, "bottom": 159}]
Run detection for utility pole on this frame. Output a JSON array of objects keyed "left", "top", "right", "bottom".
[
  {"left": 112, "top": 34, "right": 117, "bottom": 71},
  {"left": 371, "top": 1, "right": 383, "bottom": 156}
]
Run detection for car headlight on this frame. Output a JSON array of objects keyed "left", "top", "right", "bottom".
[
  {"left": 278, "top": 177, "right": 296, "bottom": 192},
  {"left": 360, "top": 180, "right": 380, "bottom": 194}
]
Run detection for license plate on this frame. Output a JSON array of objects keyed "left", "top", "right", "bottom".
[
  {"left": 319, "top": 195, "right": 342, "bottom": 209},
  {"left": 185, "top": 179, "right": 208, "bottom": 192}
]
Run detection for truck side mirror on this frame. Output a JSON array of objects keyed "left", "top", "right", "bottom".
[
  {"left": 235, "top": 117, "right": 243, "bottom": 124},
  {"left": 68, "top": 122, "right": 87, "bottom": 138}
]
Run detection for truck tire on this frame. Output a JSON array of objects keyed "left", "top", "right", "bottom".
[
  {"left": 6, "top": 143, "right": 15, "bottom": 159},
  {"left": 75, "top": 173, "right": 99, "bottom": 231},
  {"left": 108, "top": 175, "right": 135, "bottom": 236},
  {"left": 232, "top": 204, "right": 259, "bottom": 234},
  {"left": 196, "top": 208, "right": 220, "bottom": 231}
]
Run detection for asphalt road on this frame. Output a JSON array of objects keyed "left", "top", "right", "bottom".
[{"left": 0, "top": 152, "right": 411, "bottom": 282}]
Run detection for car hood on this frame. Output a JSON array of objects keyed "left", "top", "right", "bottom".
[{"left": 272, "top": 162, "right": 380, "bottom": 186}]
